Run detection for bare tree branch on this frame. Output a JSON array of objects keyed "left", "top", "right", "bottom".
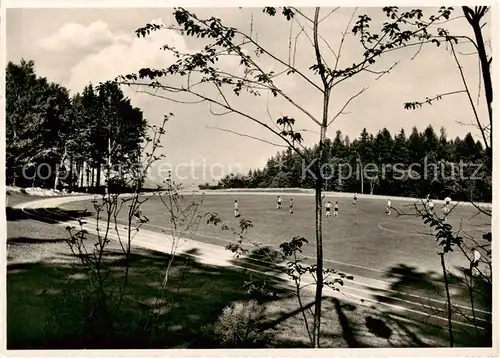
[
  {"left": 449, "top": 41, "right": 489, "bottom": 150},
  {"left": 214, "top": 83, "right": 231, "bottom": 108},
  {"left": 205, "top": 125, "right": 288, "bottom": 148},
  {"left": 292, "top": 16, "right": 329, "bottom": 69},
  {"left": 124, "top": 81, "right": 307, "bottom": 160},
  {"left": 363, "top": 61, "right": 400, "bottom": 80},
  {"left": 333, "top": 7, "right": 358, "bottom": 73},
  {"left": 459, "top": 51, "right": 479, "bottom": 56},
  {"left": 193, "top": 65, "right": 322, "bottom": 127},
  {"left": 265, "top": 91, "right": 283, "bottom": 133},
  {"left": 375, "top": 61, "right": 400, "bottom": 80},
  {"left": 410, "top": 40, "right": 425, "bottom": 60},
  {"left": 203, "top": 30, "right": 323, "bottom": 127},
  {"left": 288, "top": 17, "right": 293, "bottom": 66},
  {"left": 319, "top": 7, "right": 340, "bottom": 23},
  {"left": 290, "top": 7, "right": 314, "bottom": 24},
  {"left": 313, "top": 8, "right": 328, "bottom": 89},
  {"left": 476, "top": 52, "right": 482, "bottom": 106},
  {"left": 327, "top": 86, "right": 368, "bottom": 127},
  {"left": 456, "top": 120, "right": 481, "bottom": 129},
  {"left": 293, "top": 15, "right": 341, "bottom": 70},
  {"left": 296, "top": 128, "right": 320, "bottom": 135},
  {"left": 291, "top": 21, "right": 306, "bottom": 67},
  {"left": 209, "top": 103, "right": 232, "bottom": 116},
  {"left": 318, "top": 32, "right": 339, "bottom": 62},
  {"left": 331, "top": 35, "right": 471, "bottom": 90},
  {"left": 235, "top": 30, "right": 323, "bottom": 93},
  {"left": 135, "top": 90, "right": 206, "bottom": 104}
]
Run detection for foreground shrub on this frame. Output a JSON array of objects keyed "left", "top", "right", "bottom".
[{"left": 208, "top": 300, "right": 270, "bottom": 347}]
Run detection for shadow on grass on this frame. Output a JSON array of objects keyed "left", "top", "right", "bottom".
[
  {"left": 7, "top": 244, "right": 297, "bottom": 349},
  {"left": 367, "top": 263, "right": 492, "bottom": 347},
  {"left": 227, "top": 247, "right": 450, "bottom": 348},
  {"left": 229, "top": 245, "right": 286, "bottom": 277},
  {"left": 225, "top": 247, "right": 458, "bottom": 348},
  {"left": 7, "top": 236, "right": 68, "bottom": 245},
  {"left": 365, "top": 316, "right": 392, "bottom": 340},
  {"left": 7, "top": 228, "right": 493, "bottom": 349},
  {"left": 6, "top": 206, "right": 92, "bottom": 224},
  {"left": 332, "top": 297, "right": 365, "bottom": 348}
]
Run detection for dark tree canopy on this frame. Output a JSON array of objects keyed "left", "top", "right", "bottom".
[
  {"left": 5, "top": 60, "right": 148, "bottom": 193},
  {"left": 202, "top": 125, "right": 490, "bottom": 202}
]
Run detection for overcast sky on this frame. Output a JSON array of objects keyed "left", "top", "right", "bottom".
[{"left": 6, "top": 6, "right": 492, "bottom": 186}]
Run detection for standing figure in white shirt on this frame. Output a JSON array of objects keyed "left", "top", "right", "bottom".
[
  {"left": 471, "top": 248, "right": 481, "bottom": 271},
  {"left": 234, "top": 200, "right": 240, "bottom": 218},
  {"left": 428, "top": 199, "right": 434, "bottom": 213},
  {"left": 443, "top": 196, "right": 452, "bottom": 215},
  {"left": 325, "top": 201, "right": 332, "bottom": 217}
]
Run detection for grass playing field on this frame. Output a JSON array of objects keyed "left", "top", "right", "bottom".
[
  {"left": 14, "top": 191, "right": 493, "bottom": 346},
  {"left": 59, "top": 193, "right": 490, "bottom": 281}
]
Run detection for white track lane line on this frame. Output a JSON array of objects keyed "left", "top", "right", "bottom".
[
  {"left": 125, "top": 220, "right": 395, "bottom": 275},
  {"left": 378, "top": 221, "right": 491, "bottom": 237}
]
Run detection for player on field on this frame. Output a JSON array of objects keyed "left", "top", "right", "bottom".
[
  {"left": 276, "top": 195, "right": 282, "bottom": 210},
  {"left": 386, "top": 199, "right": 392, "bottom": 215},
  {"left": 473, "top": 248, "right": 481, "bottom": 264},
  {"left": 443, "top": 196, "right": 452, "bottom": 215},
  {"left": 353, "top": 193, "right": 357, "bottom": 206},
  {"left": 471, "top": 248, "right": 481, "bottom": 272},
  {"left": 325, "top": 201, "right": 332, "bottom": 217},
  {"left": 289, "top": 198, "right": 294, "bottom": 215},
  {"left": 428, "top": 199, "right": 434, "bottom": 213},
  {"left": 234, "top": 200, "right": 240, "bottom": 218}
]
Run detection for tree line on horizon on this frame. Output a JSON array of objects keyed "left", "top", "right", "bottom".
[
  {"left": 5, "top": 59, "right": 148, "bottom": 193},
  {"left": 201, "top": 126, "right": 491, "bottom": 202}
]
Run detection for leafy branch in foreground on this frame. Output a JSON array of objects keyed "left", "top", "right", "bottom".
[
  {"left": 64, "top": 114, "right": 196, "bottom": 343},
  {"left": 206, "top": 212, "right": 355, "bottom": 347},
  {"left": 394, "top": 200, "right": 491, "bottom": 347}
]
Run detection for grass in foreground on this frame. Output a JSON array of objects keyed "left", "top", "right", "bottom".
[
  {"left": 8, "top": 237, "right": 487, "bottom": 349},
  {"left": 7, "top": 242, "right": 455, "bottom": 349}
]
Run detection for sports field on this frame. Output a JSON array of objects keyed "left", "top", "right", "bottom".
[
  {"left": 60, "top": 193, "right": 490, "bottom": 277},
  {"left": 55, "top": 192, "right": 492, "bottom": 332}
]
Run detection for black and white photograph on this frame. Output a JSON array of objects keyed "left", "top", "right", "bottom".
[{"left": 1, "top": 1, "right": 497, "bottom": 354}]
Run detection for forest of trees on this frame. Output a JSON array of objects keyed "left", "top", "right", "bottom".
[
  {"left": 5, "top": 59, "right": 148, "bottom": 193},
  {"left": 202, "top": 126, "right": 491, "bottom": 202},
  {"left": 5, "top": 59, "right": 491, "bottom": 201}
]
